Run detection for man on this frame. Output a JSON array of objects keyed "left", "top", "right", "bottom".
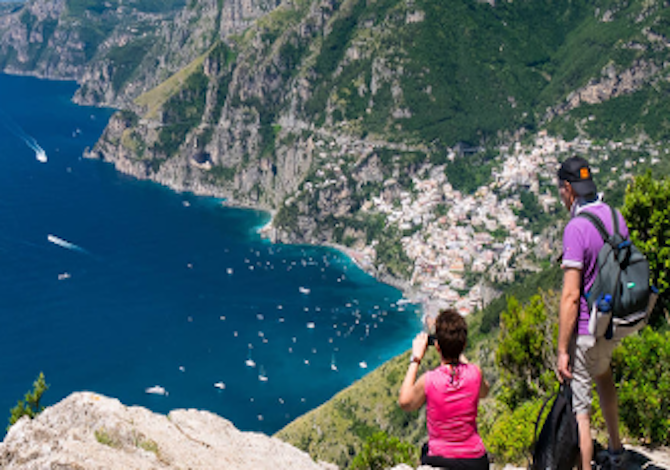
[{"left": 556, "top": 156, "right": 626, "bottom": 470}]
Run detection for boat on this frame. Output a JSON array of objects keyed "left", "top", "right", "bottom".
[
  {"left": 298, "top": 286, "right": 311, "bottom": 294},
  {"left": 359, "top": 361, "right": 368, "bottom": 369},
  {"left": 331, "top": 355, "right": 338, "bottom": 371},
  {"left": 258, "top": 366, "right": 268, "bottom": 382},
  {"left": 36, "top": 149, "right": 47, "bottom": 163},
  {"left": 245, "top": 347, "right": 256, "bottom": 368},
  {"left": 214, "top": 382, "right": 225, "bottom": 389},
  {"left": 145, "top": 385, "right": 168, "bottom": 396},
  {"left": 306, "top": 322, "right": 315, "bottom": 329}
]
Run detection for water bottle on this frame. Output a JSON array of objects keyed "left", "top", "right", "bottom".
[
  {"left": 598, "top": 294, "right": 612, "bottom": 313},
  {"left": 598, "top": 294, "right": 614, "bottom": 339}
]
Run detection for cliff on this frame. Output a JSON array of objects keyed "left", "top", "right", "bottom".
[
  {"left": 4, "top": 0, "right": 670, "bottom": 300},
  {"left": 0, "top": 391, "right": 338, "bottom": 470}
]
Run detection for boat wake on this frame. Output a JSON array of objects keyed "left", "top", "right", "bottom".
[
  {"left": 0, "top": 110, "right": 48, "bottom": 163},
  {"left": 47, "top": 234, "right": 88, "bottom": 254}
]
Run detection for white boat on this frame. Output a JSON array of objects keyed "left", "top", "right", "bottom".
[
  {"left": 331, "top": 355, "right": 338, "bottom": 371},
  {"left": 359, "top": 361, "right": 368, "bottom": 369},
  {"left": 306, "top": 322, "right": 315, "bottom": 329},
  {"left": 214, "top": 382, "right": 225, "bottom": 390},
  {"left": 298, "top": 286, "right": 311, "bottom": 294},
  {"left": 145, "top": 385, "right": 168, "bottom": 396},
  {"left": 258, "top": 366, "right": 268, "bottom": 382},
  {"left": 245, "top": 347, "right": 256, "bottom": 368},
  {"left": 226, "top": 268, "right": 233, "bottom": 275},
  {"left": 36, "top": 149, "right": 47, "bottom": 163}
]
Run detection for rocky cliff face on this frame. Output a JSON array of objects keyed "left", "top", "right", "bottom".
[
  {"left": 0, "top": 0, "right": 280, "bottom": 107},
  {"left": 0, "top": 392, "right": 338, "bottom": 470},
  {"left": 4, "top": 0, "right": 670, "bottom": 292}
]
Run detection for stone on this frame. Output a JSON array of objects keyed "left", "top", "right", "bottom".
[{"left": 0, "top": 392, "right": 336, "bottom": 470}]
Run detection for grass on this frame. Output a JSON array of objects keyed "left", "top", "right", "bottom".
[
  {"left": 133, "top": 45, "right": 215, "bottom": 120},
  {"left": 94, "top": 428, "right": 120, "bottom": 448}
]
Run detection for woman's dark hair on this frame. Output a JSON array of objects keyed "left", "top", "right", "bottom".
[{"left": 435, "top": 308, "right": 467, "bottom": 362}]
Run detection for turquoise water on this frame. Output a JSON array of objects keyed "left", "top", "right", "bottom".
[{"left": 0, "top": 73, "right": 422, "bottom": 434}]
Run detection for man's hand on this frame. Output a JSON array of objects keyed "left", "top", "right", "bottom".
[{"left": 557, "top": 351, "right": 573, "bottom": 381}]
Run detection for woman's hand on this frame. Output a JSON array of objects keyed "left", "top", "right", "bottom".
[{"left": 412, "top": 332, "right": 429, "bottom": 362}]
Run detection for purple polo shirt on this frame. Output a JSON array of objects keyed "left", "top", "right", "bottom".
[{"left": 561, "top": 200, "right": 629, "bottom": 336}]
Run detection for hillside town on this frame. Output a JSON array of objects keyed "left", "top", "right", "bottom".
[{"left": 348, "top": 131, "right": 658, "bottom": 316}]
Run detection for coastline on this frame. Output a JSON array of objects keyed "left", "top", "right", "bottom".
[{"left": 91, "top": 149, "right": 427, "bottom": 313}]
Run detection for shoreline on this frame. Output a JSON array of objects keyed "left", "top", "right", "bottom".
[{"left": 255, "top": 216, "right": 423, "bottom": 307}]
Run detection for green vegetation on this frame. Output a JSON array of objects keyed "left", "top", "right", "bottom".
[
  {"left": 350, "top": 431, "right": 417, "bottom": 470},
  {"left": 612, "top": 328, "right": 670, "bottom": 445},
  {"left": 495, "top": 295, "right": 558, "bottom": 409},
  {"left": 94, "top": 428, "right": 120, "bottom": 448},
  {"left": 375, "top": 228, "right": 413, "bottom": 278},
  {"left": 154, "top": 67, "right": 209, "bottom": 156},
  {"left": 207, "top": 165, "right": 237, "bottom": 184},
  {"left": 445, "top": 151, "right": 496, "bottom": 195},
  {"left": 107, "top": 37, "right": 154, "bottom": 92},
  {"left": 474, "top": 265, "right": 562, "bottom": 337},
  {"left": 274, "top": 202, "right": 300, "bottom": 233},
  {"left": 621, "top": 171, "right": 670, "bottom": 323},
  {"left": 7, "top": 373, "right": 49, "bottom": 431},
  {"left": 517, "top": 190, "right": 554, "bottom": 235}
]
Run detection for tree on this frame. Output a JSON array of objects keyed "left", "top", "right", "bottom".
[
  {"left": 612, "top": 328, "right": 670, "bottom": 445},
  {"left": 621, "top": 171, "right": 670, "bottom": 325},
  {"left": 7, "top": 372, "right": 49, "bottom": 431},
  {"left": 495, "top": 293, "right": 558, "bottom": 409}
]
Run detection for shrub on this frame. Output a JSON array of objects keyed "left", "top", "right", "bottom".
[
  {"left": 621, "top": 171, "right": 670, "bottom": 324},
  {"left": 7, "top": 372, "right": 49, "bottom": 431},
  {"left": 612, "top": 328, "right": 670, "bottom": 445},
  {"left": 480, "top": 398, "right": 545, "bottom": 465},
  {"left": 495, "top": 294, "right": 558, "bottom": 409},
  {"left": 350, "top": 431, "right": 417, "bottom": 470}
]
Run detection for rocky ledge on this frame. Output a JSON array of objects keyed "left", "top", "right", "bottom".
[{"left": 0, "top": 392, "right": 337, "bottom": 470}]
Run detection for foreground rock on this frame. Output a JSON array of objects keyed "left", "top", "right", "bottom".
[{"left": 0, "top": 392, "right": 337, "bottom": 470}]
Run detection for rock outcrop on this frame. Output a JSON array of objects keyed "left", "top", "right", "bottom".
[{"left": 0, "top": 392, "right": 337, "bottom": 470}]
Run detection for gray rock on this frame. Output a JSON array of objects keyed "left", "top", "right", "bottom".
[{"left": 0, "top": 392, "right": 338, "bottom": 470}]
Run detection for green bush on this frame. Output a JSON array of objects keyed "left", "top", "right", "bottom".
[
  {"left": 445, "top": 151, "right": 495, "bottom": 195},
  {"left": 612, "top": 328, "right": 670, "bottom": 445},
  {"left": 621, "top": 171, "right": 670, "bottom": 323},
  {"left": 350, "top": 431, "right": 417, "bottom": 470},
  {"left": 495, "top": 295, "right": 558, "bottom": 409},
  {"left": 7, "top": 372, "right": 49, "bottom": 431},
  {"left": 480, "top": 398, "right": 544, "bottom": 465}
]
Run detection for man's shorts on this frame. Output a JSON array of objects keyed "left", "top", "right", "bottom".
[{"left": 570, "top": 336, "right": 619, "bottom": 415}]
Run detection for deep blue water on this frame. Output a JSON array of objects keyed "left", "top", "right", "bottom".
[{"left": 0, "top": 74, "right": 421, "bottom": 434}]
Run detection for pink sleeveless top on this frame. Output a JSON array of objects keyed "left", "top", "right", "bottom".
[{"left": 424, "top": 363, "right": 486, "bottom": 459}]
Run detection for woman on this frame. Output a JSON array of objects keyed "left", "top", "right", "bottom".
[{"left": 398, "top": 308, "right": 490, "bottom": 470}]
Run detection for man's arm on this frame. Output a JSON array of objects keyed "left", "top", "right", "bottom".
[{"left": 557, "top": 267, "right": 581, "bottom": 380}]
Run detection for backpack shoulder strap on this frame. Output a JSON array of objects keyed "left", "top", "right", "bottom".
[
  {"left": 577, "top": 210, "right": 612, "bottom": 243},
  {"left": 609, "top": 205, "right": 621, "bottom": 237}
]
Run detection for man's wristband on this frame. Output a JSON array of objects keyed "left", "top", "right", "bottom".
[{"left": 410, "top": 356, "right": 421, "bottom": 365}]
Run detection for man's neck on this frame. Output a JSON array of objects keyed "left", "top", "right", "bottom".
[{"left": 571, "top": 194, "right": 602, "bottom": 217}]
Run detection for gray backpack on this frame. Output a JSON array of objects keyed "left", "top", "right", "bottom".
[{"left": 578, "top": 207, "right": 654, "bottom": 340}]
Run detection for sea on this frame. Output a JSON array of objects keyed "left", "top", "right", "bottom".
[{"left": 0, "top": 73, "right": 422, "bottom": 435}]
